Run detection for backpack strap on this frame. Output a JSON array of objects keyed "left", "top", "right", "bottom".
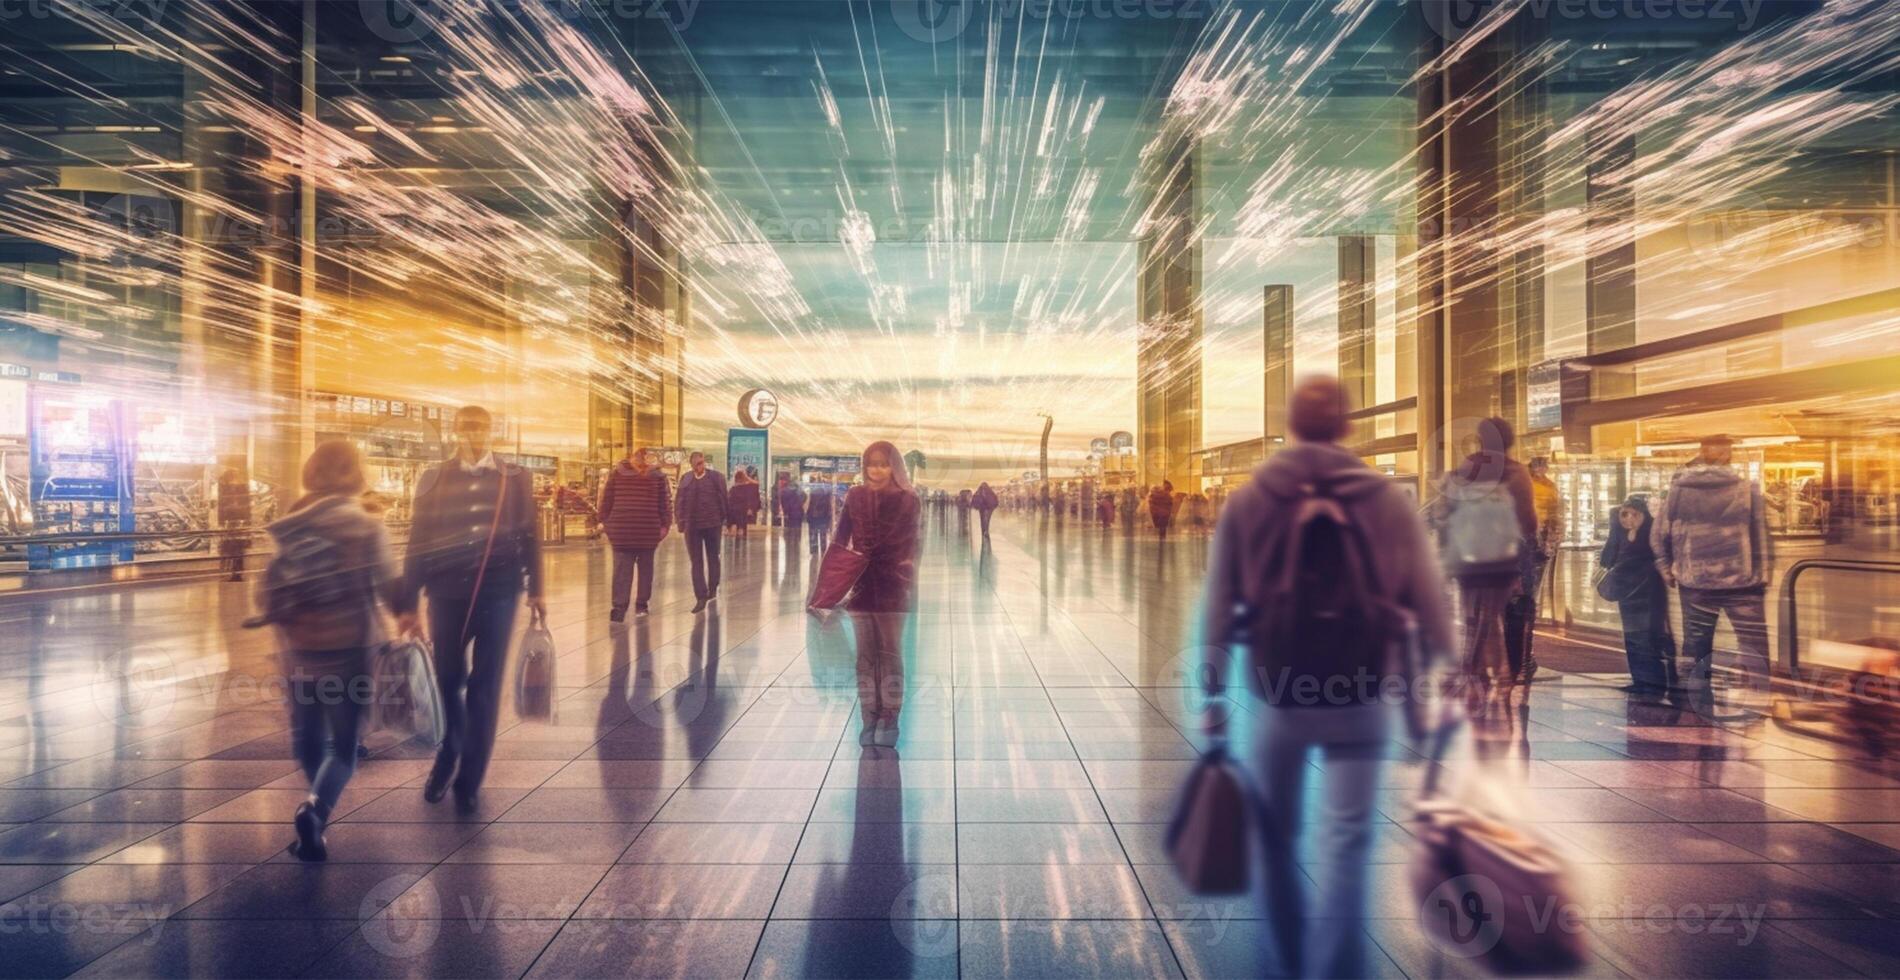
[{"left": 458, "top": 470, "right": 509, "bottom": 645}]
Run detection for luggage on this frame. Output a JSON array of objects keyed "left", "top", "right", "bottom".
[
  {"left": 1409, "top": 724, "right": 1588, "bottom": 974},
  {"left": 807, "top": 542, "right": 869, "bottom": 610},
  {"left": 1166, "top": 742, "right": 1255, "bottom": 895},
  {"left": 514, "top": 608, "right": 558, "bottom": 722},
  {"left": 368, "top": 639, "right": 445, "bottom": 747},
  {"left": 1443, "top": 476, "right": 1526, "bottom": 578}
]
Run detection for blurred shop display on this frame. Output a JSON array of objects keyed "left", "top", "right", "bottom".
[{"left": 27, "top": 391, "right": 133, "bottom": 569}]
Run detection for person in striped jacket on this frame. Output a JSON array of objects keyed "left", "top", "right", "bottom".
[{"left": 598, "top": 447, "right": 672, "bottom": 622}]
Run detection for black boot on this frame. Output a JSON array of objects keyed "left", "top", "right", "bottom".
[
  {"left": 291, "top": 799, "right": 329, "bottom": 862},
  {"left": 423, "top": 757, "right": 454, "bottom": 804}
]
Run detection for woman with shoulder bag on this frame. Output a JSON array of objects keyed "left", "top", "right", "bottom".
[{"left": 1598, "top": 496, "right": 1676, "bottom": 699}]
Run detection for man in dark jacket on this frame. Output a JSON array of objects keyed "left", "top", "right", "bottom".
[
  {"left": 395, "top": 405, "right": 543, "bottom": 815},
  {"left": 676, "top": 451, "right": 727, "bottom": 612},
  {"left": 1201, "top": 376, "right": 1453, "bottom": 979},
  {"left": 972, "top": 482, "right": 998, "bottom": 538},
  {"left": 1652, "top": 434, "right": 1772, "bottom": 707},
  {"left": 598, "top": 448, "right": 671, "bottom": 622}
]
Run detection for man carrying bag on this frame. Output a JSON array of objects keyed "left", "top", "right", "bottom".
[{"left": 1199, "top": 376, "right": 1453, "bottom": 979}]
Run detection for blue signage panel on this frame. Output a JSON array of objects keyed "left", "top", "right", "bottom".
[
  {"left": 28, "top": 393, "right": 136, "bottom": 569},
  {"left": 726, "top": 427, "right": 769, "bottom": 480}
]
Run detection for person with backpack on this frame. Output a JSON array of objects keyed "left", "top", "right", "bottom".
[
  {"left": 1652, "top": 434, "right": 1772, "bottom": 709},
  {"left": 598, "top": 447, "right": 671, "bottom": 622},
  {"left": 256, "top": 441, "right": 400, "bottom": 861},
  {"left": 394, "top": 405, "right": 544, "bottom": 816},
  {"left": 972, "top": 481, "right": 999, "bottom": 538},
  {"left": 1433, "top": 416, "right": 1537, "bottom": 702},
  {"left": 1202, "top": 376, "right": 1453, "bottom": 979}
]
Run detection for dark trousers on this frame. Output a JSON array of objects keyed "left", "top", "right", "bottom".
[
  {"left": 610, "top": 547, "right": 655, "bottom": 614},
  {"left": 1503, "top": 554, "right": 1548, "bottom": 676},
  {"left": 978, "top": 510, "right": 992, "bottom": 536},
  {"left": 1619, "top": 599, "right": 1678, "bottom": 693},
  {"left": 1680, "top": 586, "right": 1771, "bottom": 692},
  {"left": 286, "top": 649, "right": 368, "bottom": 811},
  {"left": 426, "top": 587, "right": 521, "bottom": 796},
  {"left": 685, "top": 526, "right": 722, "bottom": 598},
  {"left": 808, "top": 521, "right": 831, "bottom": 553}
]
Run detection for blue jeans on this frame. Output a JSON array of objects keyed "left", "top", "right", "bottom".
[
  {"left": 286, "top": 649, "right": 370, "bottom": 811},
  {"left": 1679, "top": 586, "right": 1770, "bottom": 694},
  {"left": 1252, "top": 702, "right": 1392, "bottom": 979}
]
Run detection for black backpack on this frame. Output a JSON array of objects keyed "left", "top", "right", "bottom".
[
  {"left": 245, "top": 521, "right": 362, "bottom": 639},
  {"left": 1243, "top": 481, "right": 1397, "bottom": 707}
]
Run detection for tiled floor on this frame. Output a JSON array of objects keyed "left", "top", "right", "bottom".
[{"left": 1, "top": 513, "right": 1897, "bottom": 977}]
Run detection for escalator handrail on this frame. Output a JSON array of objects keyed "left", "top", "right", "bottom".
[{"left": 1778, "top": 557, "right": 1900, "bottom": 673}]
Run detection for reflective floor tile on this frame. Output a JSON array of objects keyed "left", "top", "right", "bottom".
[
  {"left": 792, "top": 822, "right": 956, "bottom": 865},
  {"left": 1163, "top": 919, "right": 1405, "bottom": 980},
  {"left": 955, "top": 920, "right": 1183, "bottom": 979},
  {"left": 747, "top": 918, "right": 958, "bottom": 979},
  {"left": 173, "top": 863, "right": 432, "bottom": 920},
  {"left": 773, "top": 863, "right": 956, "bottom": 919},
  {"left": 684, "top": 758, "right": 832, "bottom": 789},
  {"left": 99, "top": 822, "right": 291, "bottom": 865},
  {"left": 654, "top": 787, "right": 818, "bottom": 822},
  {"left": 576, "top": 863, "right": 785, "bottom": 919},
  {"left": 131, "top": 760, "right": 297, "bottom": 790},
  {"left": 0, "top": 823, "right": 169, "bottom": 864},
  {"left": 68, "top": 918, "right": 359, "bottom": 979},
  {"left": 621, "top": 821, "right": 806, "bottom": 864},
  {"left": 379, "top": 863, "right": 610, "bottom": 919},
  {"left": 190, "top": 787, "right": 385, "bottom": 824},
  {"left": 303, "top": 917, "right": 563, "bottom": 980},
  {"left": 956, "top": 787, "right": 1108, "bottom": 823},
  {"left": 262, "top": 821, "right": 486, "bottom": 865},
  {"left": 0, "top": 789, "right": 106, "bottom": 822},
  {"left": 43, "top": 787, "right": 245, "bottom": 823},
  {"left": 957, "top": 863, "right": 1150, "bottom": 919},
  {"left": 443, "top": 822, "right": 643, "bottom": 864},
  {"left": 1694, "top": 821, "right": 1900, "bottom": 864},
  {"left": 541, "top": 759, "right": 697, "bottom": 789},
  {"left": 1766, "top": 919, "right": 1900, "bottom": 977},
  {"left": 957, "top": 823, "right": 1126, "bottom": 864},
  {"left": 526, "top": 920, "right": 764, "bottom": 979},
  {"left": 1542, "top": 821, "right": 1767, "bottom": 864},
  {"left": 0, "top": 862, "right": 78, "bottom": 904},
  {"left": 1587, "top": 916, "right": 1859, "bottom": 978},
  {"left": 338, "top": 787, "right": 530, "bottom": 824},
  {"left": 497, "top": 786, "right": 669, "bottom": 823},
  {"left": 810, "top": 787, "right": 955, "bottom": 823},
  {"left": 6, "top": 760, "right": 184, "bottom": 791}
]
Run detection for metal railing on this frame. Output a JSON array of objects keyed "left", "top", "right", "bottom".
[{"left": 1777, "top": 558, "right": 1900, "bottom": 673}]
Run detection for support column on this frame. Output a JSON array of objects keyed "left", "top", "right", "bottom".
[
  {"left": 1501, "top": 10, "right": 1549, "bottom": 439},
  {"left": 1583, "top": 125, "right": 1637, "bottom": 455},
  {"left": 1415, "top": 6, "right": 1509, "bottom": 487},
  {"left": 1263, "top": 285, "right": 1293, "bottom": 449},
  {"left": 1136, "top": 135, "right": 1202, "bottom": 490},
  {"left": 1337, "top": 236, "right": 1376, "bottom": 412}
]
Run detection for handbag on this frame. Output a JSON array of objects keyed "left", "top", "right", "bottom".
[
  {"left": 514, "top": 607, "right": 557, "bottom": 723},
  {"left": 1410, "top": 723, "right": 1589, "bottom": 975},
  {"left": 368, "top": 639, "right": 445, "bottom": 747},
  {"left": 807, "top": 542, "right": 869, "bottom": 610},
  {"left": 1166, "top": 741, "right": 1255, "bottom": 895}
]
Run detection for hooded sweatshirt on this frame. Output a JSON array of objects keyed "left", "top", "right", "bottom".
[
  {"left": 1203, "top": 441, "right": 1455, "bottom": 692},
  {"left": 258, "top": 494, "right": 400, "bottom": 654},
  {"left": 1650, "top": 461, "right": 1771, "bottom": 590}
]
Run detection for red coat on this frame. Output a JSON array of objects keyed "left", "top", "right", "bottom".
[
  {"left": 597, "top": 462, "right": 671, "bottom": 550},
  {"left": 1149, "top": 487, "right": 1175, "bottom": 524},
  {"left": 837, "top": 485, "right": 919, "bottom": 613}
]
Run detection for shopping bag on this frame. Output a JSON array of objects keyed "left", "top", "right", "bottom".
[
  {"left": 807, "top": 542, "right": 870, "bottom": 610},
  {"left": 368, "top": 639, "right": 445, "bottom": 748},
  {"left": 1165, "top": 741, "right": 1254, "bottom": 895},
  {"left": 1409, "top": 724, "right": 1588, "bottom": 975},
  {"left": 514, "top": 608, "right": 558, "bottom": 723}
]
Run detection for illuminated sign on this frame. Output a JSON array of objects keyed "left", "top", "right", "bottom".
[{"left": 738, "top": 388, "right": 779, "bottom": 428}]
